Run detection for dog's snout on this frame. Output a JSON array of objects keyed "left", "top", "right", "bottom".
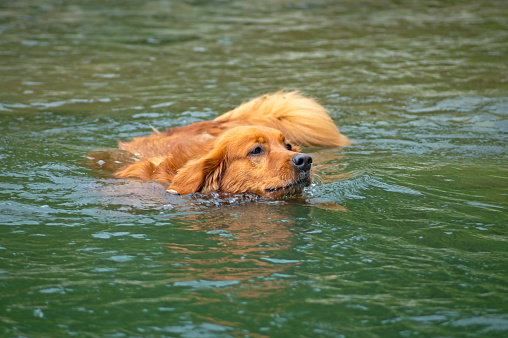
[{"left": 292, "top": 154, "right": 312, "bottom": 172}]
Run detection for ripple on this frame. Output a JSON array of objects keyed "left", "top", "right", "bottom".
[
  {"left": 173, "top": 280, "right": 240, "bottom": 289},
  {"left": 448, "top": 316, "right": 508, "bottom": 332},
  {"left": 107, "top": 255, "right": 135, "bottom": 262}
]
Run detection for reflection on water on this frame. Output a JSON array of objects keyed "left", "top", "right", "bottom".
[
  {"left": 168, "top": 202, "right": 300, "bottom": 284},
  {"left": 1, "top": 0, "right": 507, "bottom": 336}
]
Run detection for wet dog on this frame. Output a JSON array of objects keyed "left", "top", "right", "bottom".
[{"left": 113, "top": 91, "right": 350, "bottom": 197}]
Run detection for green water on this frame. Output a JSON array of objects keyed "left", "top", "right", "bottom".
[{"left": 1, "top": 0, "right": 507, "bottom": 336}]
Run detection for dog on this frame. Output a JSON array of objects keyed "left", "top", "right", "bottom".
[{"left": 113, "top": 91, "right": 351, "bottom": 198}]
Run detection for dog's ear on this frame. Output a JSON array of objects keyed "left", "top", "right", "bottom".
[{"left": 166, "top": 147, "right": 226, "bottom": 195}]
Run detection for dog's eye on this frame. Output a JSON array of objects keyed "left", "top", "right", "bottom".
[
  {"left": 249, "top": 146, "right": 264, "bottom": 156},
  {"left": 286, "top": 143, "right": 292, "bottom": 151}
]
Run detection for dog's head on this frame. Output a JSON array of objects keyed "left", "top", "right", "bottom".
[{"left": 166, "top": 126, "right": 312, "bottom": 198}]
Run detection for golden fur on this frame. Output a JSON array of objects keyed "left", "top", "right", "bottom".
[{"left": 113, "top": 91, "right": 350, "bottom": 197}]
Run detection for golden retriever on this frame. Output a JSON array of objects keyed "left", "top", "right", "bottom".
[{"left": 113, "top": 91, "right": 350, "bottom": 197}]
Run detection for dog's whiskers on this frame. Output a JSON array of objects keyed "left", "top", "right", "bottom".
[{"left": 312, "top": 173, "right": 323, "bottom": 185}]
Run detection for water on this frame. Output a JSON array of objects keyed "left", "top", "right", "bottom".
[{"left": 1, "top": 0, "right": 507, "bottom": 336}]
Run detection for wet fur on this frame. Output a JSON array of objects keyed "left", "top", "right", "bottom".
[{"left": 114, "top": 91, "right": 350, "bottom": 197}]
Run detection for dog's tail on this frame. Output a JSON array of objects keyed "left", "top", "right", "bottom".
[{"left": 214, "top": 91, "right": 351, "bottom": 147}]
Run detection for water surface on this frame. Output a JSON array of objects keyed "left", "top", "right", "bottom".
[{"left": 1, "top": 0, "right": 507, "bottom": 336}]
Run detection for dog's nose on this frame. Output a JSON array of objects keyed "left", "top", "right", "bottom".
[{"left": 292, "top": 154, "right": 312, "bottom": 172}]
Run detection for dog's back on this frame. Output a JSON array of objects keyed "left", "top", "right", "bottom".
[{"left": 118, "top": 91, "right": 351, "bottom": 160}]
